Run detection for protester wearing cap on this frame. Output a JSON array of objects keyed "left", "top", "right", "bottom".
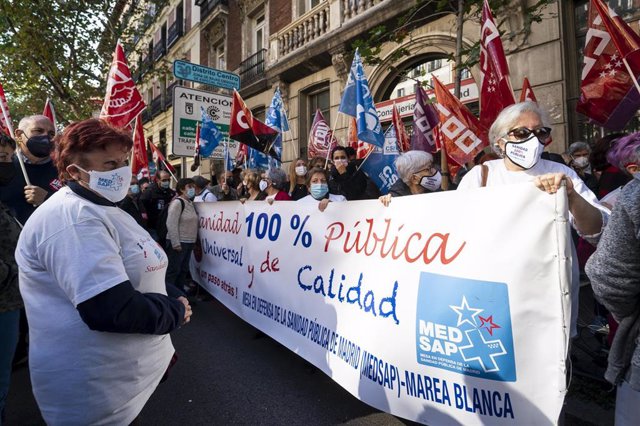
[
  {"left": 264, "top": 168, "right": 292, "bottom": 204},
  {"left": 379, "top": 150, "right": 441, "bottom": 206},
  {"left": 458, "top": 101, "right": 608, "bottom": 338},
  {"left": 0, "top": 115, "right": 60, "bottom": 225},
  {"left": 15, "top": 119, "right": 191, "bottom": 425},
  {"left": 192, "top": 175, "right": 217, "bottom": 202}
]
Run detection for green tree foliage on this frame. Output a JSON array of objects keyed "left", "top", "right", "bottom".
[{"left": 0, "top": 0, "right": 167, "bottom": 125}]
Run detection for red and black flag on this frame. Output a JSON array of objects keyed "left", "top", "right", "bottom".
[{"left": 229, "top": 90, "right": 281, "bottom": 161}]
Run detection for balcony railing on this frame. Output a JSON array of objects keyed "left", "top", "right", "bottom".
[
  {"left": 196, "top": 0, "right": 228, "bottom": 20},
  {"left": 151, "top": 96, "right": 163, "bottom": 117},
  {"left": 165, "top": 81, "right": 179, "bottom": 108},
  {"left": 153, "top": 40, "right": 166, "bottom": 61},
  {"left": 140, "top": 55, "right": 153, "bottom": 77},
  {"left": 239, "top": 49, "right": 266, "bottom": 86},
  {"left": 167, "top": 20, "right": 183, "bottom": 48},
  {"left": 271, "top": 0, "right": 387, "bottom": 61},
  {"left": 141, "top": 109, "right": 152, "bottom": 124}
]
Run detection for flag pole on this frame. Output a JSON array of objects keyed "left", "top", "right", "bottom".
[
  {"left": 325, "top": 111, "right": 342, "bottom": 169},
  {"left": 0, "top": 100, "right": 31, "bottom": 186},
  {"left": 355, "top": 144, "right": 374, "bottom": 172},
  {"left": 280, "top": 107, "right": 298, "bottom": 158},
  {"left": 622, "top": 57, "right": 640, "bottom": 95},
  {"left": 440, "top": 138, "right": 450, "bottom": 191}
]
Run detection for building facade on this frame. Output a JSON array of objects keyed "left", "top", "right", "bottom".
[{"left": 130, "top": 0, "right": 640, "bottom": 178}]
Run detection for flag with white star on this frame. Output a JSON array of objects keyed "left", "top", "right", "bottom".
[
  {"left": 479, "top": 0, "right": 516, "bottom": 132},
  {"left": 577, "top": 0, "right": 640, "bottom": 130}
]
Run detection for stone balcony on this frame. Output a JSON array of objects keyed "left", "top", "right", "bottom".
[{"left": 267, "top": 0, "right": 416, "bottom": 81}]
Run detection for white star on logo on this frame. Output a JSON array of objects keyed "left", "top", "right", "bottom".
[
  {"left": 612, "top": 54, "right": 618, "bottom": 61},
  {"left": 615, "top": 60, "right": 623, "bottom": 68},
  {"left": 610, "top": 69, "right": 617, "bottom": 77},
  {"left": 605, "top": 63, "right": 613, "bottom": 70},
  {"left": 600, "top": 71, "right": 608, "bottom": 78},
  {"left": 449, "top": 296, "right": 484, "bottom": 328}
]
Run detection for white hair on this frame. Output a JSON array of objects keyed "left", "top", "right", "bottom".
[
  {"left": 568, "top": 141, "right": 591, "bottom": 155},
  {"left": 488, "top": 101, "right": 551, "bottom": 155},
  {"left": 394, "top": 150, "right": 434, "bottom": 183},
  {"left": 18, "top": 114, "right": 51, "bottom": 132}
]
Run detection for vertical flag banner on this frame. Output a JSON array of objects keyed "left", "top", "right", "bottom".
[
  {"left": 360, "top": 125, "right": 401, "bottom": 195},
  {"left": 100, "top": 41, "right": 146, "bottom": 128},
  {"left": 131, "top": 115, "right": 148, "bottom": 178},
  {"left": 577, "top": 0, "right": 640, "bottom": 130},
  {"left": 0, "top": 83, "right": 14, "bottom": 136},
  {"left": 307, "top": 109, "right": 338, "bottom": 160},
  {"left": 338, "top": 49, "right": 384, "bottom": 147},
  {"left": 224, "top": 141, "right": 234, "bottom": 172},
  {"left": 235, "top": 142, "right": 248, "bottom": 167},
  {"left": 229, "top": 90, "right": 281, "bottom": 161},
  {"left": 43, "top": 98, "right": 58, "bottom": 130},
  {"left": 411, "top": 85, "right": 439, "bottom": 154},
  {"left": 265, "top": 87, "right": 290, "bottom": 167},
  {"left": 519, "top": 77, "right": 538, "bottom": 103},
  {"left": 479, "top": 0, "right": 516, "bottom": 131},
  {"left": 433, "top": 77, "right": 487, "bottom": 167},
  {"left": 198, "top": 106, "right": 224, "bottom": 158},
  {"left": 392, "top": 104, "right": 410, "bottom": 152},
  {"left": 191, "top": 184, "right": 572, "bottom": 425},
  {"left": 149, "top": 140, "right": 176, "bottom": 174}
]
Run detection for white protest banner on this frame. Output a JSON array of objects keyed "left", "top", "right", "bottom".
[{"left": 191, "top": 184, "right": 571, "bottom": 425}]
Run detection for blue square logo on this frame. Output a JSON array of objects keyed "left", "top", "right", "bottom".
[{"left": 416, "top": 272, "right": 516, "bottom": 382}]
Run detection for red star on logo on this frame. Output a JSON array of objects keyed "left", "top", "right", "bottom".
[{"left": 478, "top": 315, "right": 501, "bottom": 336}]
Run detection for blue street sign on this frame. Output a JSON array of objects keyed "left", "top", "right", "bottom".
[{"left": 173, "top": 60, "right": 240, "bottom": 90}]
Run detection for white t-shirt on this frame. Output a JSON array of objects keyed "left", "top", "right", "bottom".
[
  {"left": 194, "top": 188, "right": 217, "bottom": 202},
  {"left": 458, "top": 159, "right": 610, "bottom": 337},
  {"left": 298, "top": 193, "right": 347, "bottom": 203},
  {"left": 15, "top": 187, "right": 175, "bottom": 425}
]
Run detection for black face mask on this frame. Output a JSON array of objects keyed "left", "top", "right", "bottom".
[
  {"left": 226, "top": 178, "right": 234, "bottom": 186},
  {"left": 26, "top": 135, "right": 52, "bottom": 158},
  {"left": 0, "top": 162, "right": 16, "bottom": 186}
]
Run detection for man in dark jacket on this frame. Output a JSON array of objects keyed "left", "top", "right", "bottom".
[
  {"left": 140, "top": 170, "right": 175, "bottom": 240},
  {"left": 118, "top": 175, "right": 148, "bottom": 229}
]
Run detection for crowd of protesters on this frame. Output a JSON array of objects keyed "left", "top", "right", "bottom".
[{"left": 1, "top": 102, "right": 640, "bottom": 424}]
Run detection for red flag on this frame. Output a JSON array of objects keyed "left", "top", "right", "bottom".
[
  {"left": 577, "top": 0, "right": 640, "bottom": 130},
  {"left": 235, "top": 142, "right": 248, "bottom": 166},
  {"left": 479, "top": 0, "right": 516, "bottom": 130},
  {"left": 148, "top": 140, "right": 176, "bottom": 174},
  {"left": 392, "top": 104, "right": 410, "bottom": 152},
  {"left": 433, "top": 77, "right": 488, "bottom": 167},
  {"left": 307, "top": 109, "right": 338, "bottom": 160},
  {"left": 0, "top": 83, "right": 14, "bottom": 136},
  {"left": 131, "top": 115, "right": 148, "bottom": 177},
  {"left": 347, "top": 117, "right": 372, "bottom": 159},
  {"left": 100, "top": 41, "right": 146, "bottom": 128},
  {"left": 42, "top": 97, "right": 58, "bottom": 130},
  {"left": 519, "top": 77, "right": 538, "bottom": 103},
  {"left": 229, "top": 90, "right": 280, "bottom": 161}
]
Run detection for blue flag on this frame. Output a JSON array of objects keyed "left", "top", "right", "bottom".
[
  {"left": 265, "top": 88, "right": 289, "bottom": 168},
  {"left": 224, "top": 141, "right": 234, "bottom": 172},
  {"left": 360, "top": 126, "right": 400, "bottom": 195},
  {"left": 338, "top": 49, "right": 384, "bottom": 147},
  {"left": 199, "top": 107, "right": 223, "bottom": 157}
]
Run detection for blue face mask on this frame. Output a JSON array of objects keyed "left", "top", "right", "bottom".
[
  {"left": 130, "top": 184, "right": 140, "bottom": 195},
  {"left": 310, "top": 183, "right": 328, "bottom": 200},
  {"left": 186, "top": 187, "right": 196, "bottom": 199}
]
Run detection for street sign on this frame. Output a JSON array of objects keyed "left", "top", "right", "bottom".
[
  {"left": 173, "top": 60, "right": 241, "bottom": 90},
  {"left": 171, "top": 85, "right": 239, "bottom": 159}
]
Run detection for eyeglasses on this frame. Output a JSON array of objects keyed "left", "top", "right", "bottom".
[
  {"left": 505, "top": 127, "right": 552, "bottom": 141},
  {"left": 415, "top": 165, "right": 437, "bottom": 178}
]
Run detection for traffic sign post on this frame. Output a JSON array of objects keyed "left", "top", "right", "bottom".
[
  {"left": 172, "top": 85, "right": 239, "bottom": 159},
  {"left": 173, "top": 60, "right": 240, "bottom": 90}
]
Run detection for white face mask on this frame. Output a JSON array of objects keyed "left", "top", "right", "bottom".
[
  {"left": 74, "top": 164, "right": 132, "bottom": 203},
  {"left": 419, "top": 171, "right": 442, "bottom": 192},
  {"left": 503, "top": 135, "right": 544, "bottom": 170},
  {"left": 572, "top": 156, "right": 590, "bottom": 169},
  {"left": 295, "top": 165, "right": 307, "bottom": 177},
  {"left": 259, "top": 179, "right": 269, "bottom": 192}
]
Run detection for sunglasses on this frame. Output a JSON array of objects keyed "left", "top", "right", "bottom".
[{"left": 505, "top": 126, "right": 552, "bottom": 141}]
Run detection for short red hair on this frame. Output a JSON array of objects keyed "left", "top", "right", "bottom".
[{"left": 55, "top": 119, "right": 133, "bottom": 181}]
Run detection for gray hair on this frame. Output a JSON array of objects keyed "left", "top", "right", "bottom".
[
  {"left": 267, "top": 167, "right": 288, "bottom": 186},
  {"left": 394, "top": 150, "right": 434, "bottom": 183},
  {"left": 568, "top": 141, "right": 591, "bottom": 155},
  {"left": 489, "top": 101, "right": 551, "bottom": 155},
  {"left": 18, "top": 114, "right": 52, "bottom": 132}
]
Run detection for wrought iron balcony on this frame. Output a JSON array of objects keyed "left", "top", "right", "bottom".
[
  {"left": 239, "top": 49, "right": 266, "bottom": 86},
  {"left": 196, "top": 0, "right": 228, "bottom": 20},
  {"left": 153, "top": 40, "right": 166, "bottom": 61},
  {"left": 167, "top": 20, "right": 183, "bottom": 48},
  {"left": 165, "top": 82, "right": 179, "bottom": 109},
  {"left": 151, "top": 96, "right": 163, "bottom": 117}
]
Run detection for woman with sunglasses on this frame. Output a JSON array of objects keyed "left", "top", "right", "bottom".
[
  {"left": 458, "top": 101, "right": 608, "bottom": 338},
  {"left": 379, "top": 150, "right": 441, "bottom": 206}
]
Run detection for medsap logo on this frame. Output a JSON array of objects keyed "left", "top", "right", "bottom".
[
  {"left": 415, "top": 272, "right": 516, "bottom": 382},
  {"left": 96, "top": 173, "right": 124, "bottom": 192}
]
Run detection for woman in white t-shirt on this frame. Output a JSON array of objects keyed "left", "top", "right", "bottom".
[
  {"left": 458, "top": 101, "right": 609, "bottom": 340},
  {"left": 298, "top": 167, "right": 346, "bottom": 211},
  {"left": 15, "top": 119, "right": 192, "bottom": 425}
]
